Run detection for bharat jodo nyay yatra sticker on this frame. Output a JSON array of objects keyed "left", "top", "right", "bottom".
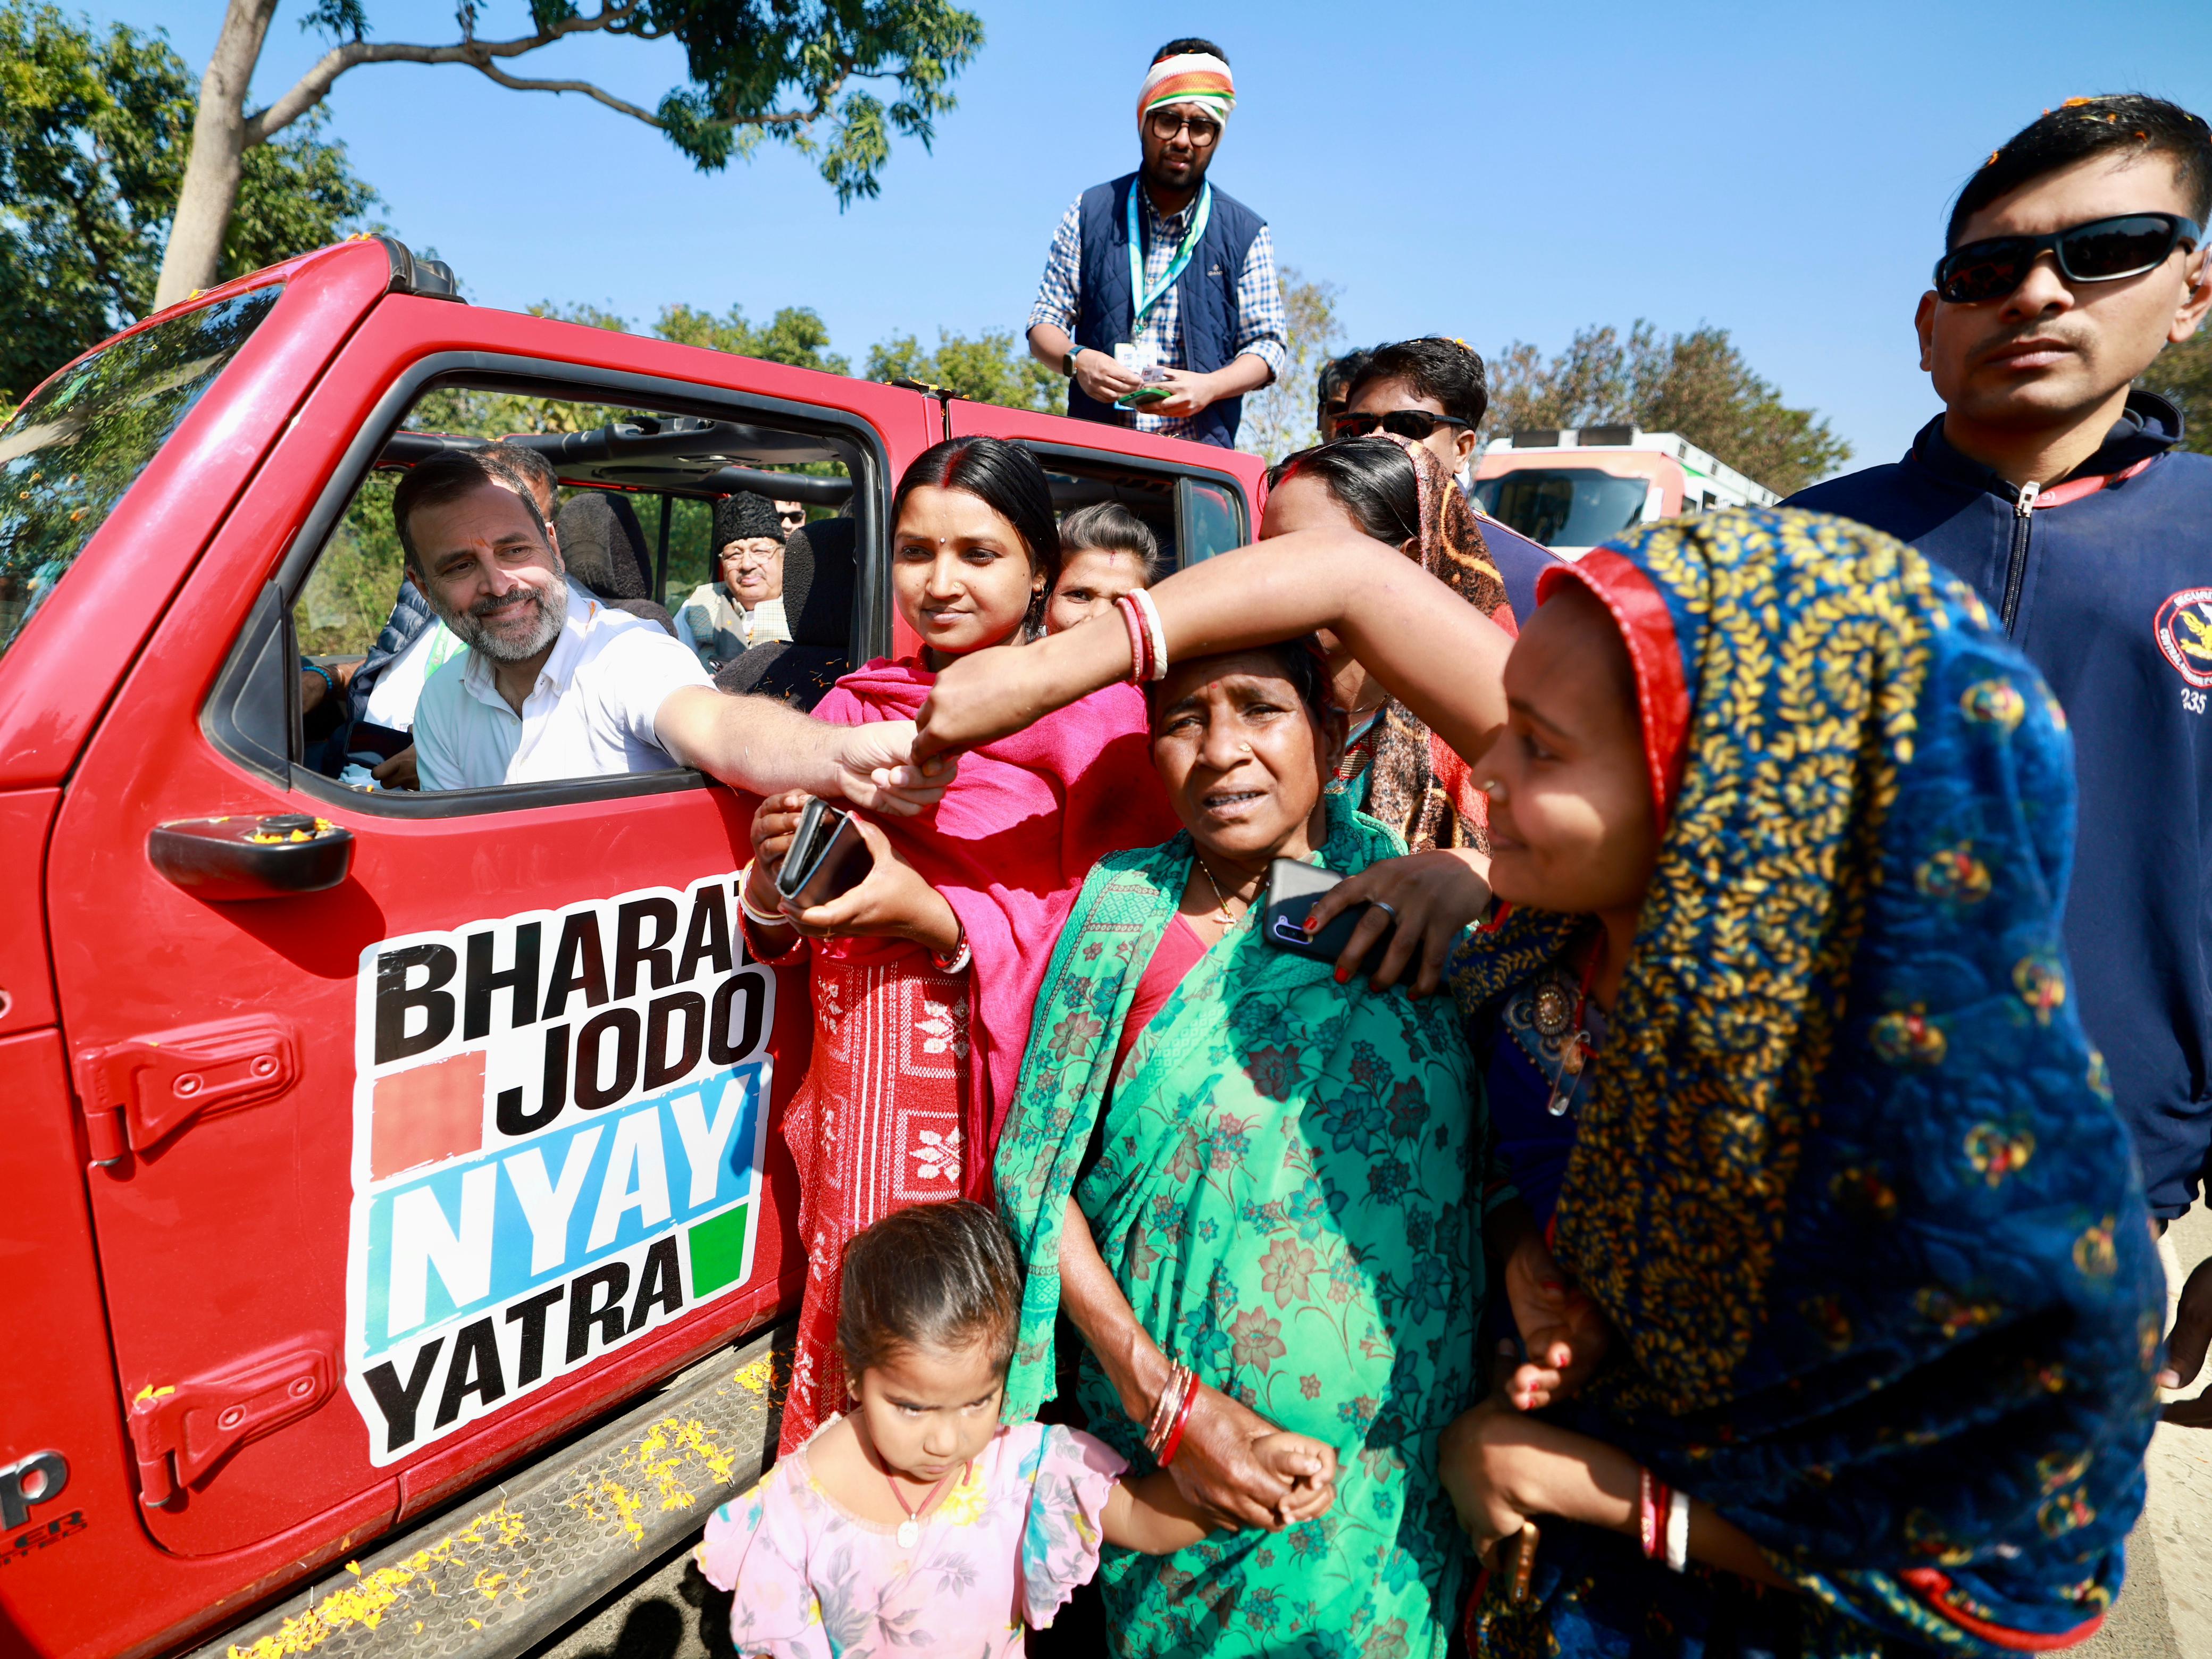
[
  {"left": 2155, "top": 587, "right": 2212, "bottom": 690},
  {"left": 346, "top": 873, "right": 772, "bottom": 1463}
]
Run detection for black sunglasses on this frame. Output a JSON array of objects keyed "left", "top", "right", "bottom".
[
  {"left": 1331, "top": 408, "right": 1474, "bottom": 441},
  {"left": 1934, "top": 212, "right": 2202, "bottom": 305}
]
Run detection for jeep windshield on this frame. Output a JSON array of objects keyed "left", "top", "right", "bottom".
[{"left": 0, "top": 287, "right": 280, "bottom": 665}]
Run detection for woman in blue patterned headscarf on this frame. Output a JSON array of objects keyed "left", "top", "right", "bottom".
[
  {"left": 1442, "top": 508, "right": 2163, "bottom": 1657},
  {"left": 910, "top": 504, "right": 2165, "bottom": 1658}
]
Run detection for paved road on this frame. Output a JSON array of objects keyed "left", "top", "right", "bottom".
[
  {"left": 530, "top": 1207, "right": 2212, "bottom": 1659},
  {"left": 2082, "top": 1199, "right": 2212, "bottom": 1659}
]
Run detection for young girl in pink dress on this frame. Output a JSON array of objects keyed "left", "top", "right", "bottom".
[{"left": 696, "top": 1202, "right": 1335, "bottom": 1657}]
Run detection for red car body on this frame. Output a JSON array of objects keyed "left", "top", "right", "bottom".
[{"left": 0, "top": 238, "right": 1266, "bottom": 1658}]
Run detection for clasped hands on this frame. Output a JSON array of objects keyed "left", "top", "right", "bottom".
[{"left": 1438, "top": 1227, "right": 1614, "bottom": 1570}]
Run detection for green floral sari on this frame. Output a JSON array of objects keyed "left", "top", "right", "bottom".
[{"left": 998, "top": 796, "right": 1497, "bottom": 1658}]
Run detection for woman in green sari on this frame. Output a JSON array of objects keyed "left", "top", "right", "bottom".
[{"left": 995, "top": 636, "right": 1564, "bottom": 1657}]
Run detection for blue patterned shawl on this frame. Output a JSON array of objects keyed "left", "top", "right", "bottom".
[{"left": 1452, "top": 508, "right": 2163, "bottom": 1655}]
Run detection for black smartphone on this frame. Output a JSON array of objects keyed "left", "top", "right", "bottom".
[
  {"left": 1261, "top": 858, "right": 1393, "bottom": 975},
  {"left": 774, "top": 798, "right": 872, "bottom": 910}
]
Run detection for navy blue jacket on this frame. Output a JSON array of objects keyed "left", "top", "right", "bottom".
[
  {"left": 1478, "top": 513, "right": 1561, "bottom": 627},
  {"left": 1067, "top": 173, "right": 1263, "bottom": 450},
  {"left": 1790, "top": 392, "right": 2212, "bottom": 1218}
]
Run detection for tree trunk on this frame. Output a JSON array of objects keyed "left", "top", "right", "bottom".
[{"left": 153, "top": 0, "right": 282, "bottom": 311}]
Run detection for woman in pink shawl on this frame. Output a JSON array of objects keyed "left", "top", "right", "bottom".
[{"left": 741, "top": 438, "right": 1178, "bottom": 1452}]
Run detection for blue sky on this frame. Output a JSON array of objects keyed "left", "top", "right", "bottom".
[{"left": 104, "top": 1, "right": 2212, "bottom": 477}]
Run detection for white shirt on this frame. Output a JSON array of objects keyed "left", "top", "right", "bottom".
[
  {"left": 362, "top": 619, "right": 465, "bottom": 732},
  {"left": 413, "top": 582, "right": 714, "bottom": 792}
]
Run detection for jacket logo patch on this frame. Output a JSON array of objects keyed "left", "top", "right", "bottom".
[{"left": 2153, "top": 588, "right": 2212, "bottom": 689}]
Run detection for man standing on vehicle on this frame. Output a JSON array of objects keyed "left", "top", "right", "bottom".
[
  {"left": 1025, "top": 39, "right": 1284, "bottom": 449},
  {"left": 399, "top": 451, "right": 944, "bottom": 811},
  {"left": 1788, "top": 95, "right": 2212, "bottom": 1421}
]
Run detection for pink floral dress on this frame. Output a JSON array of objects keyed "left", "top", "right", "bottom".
[{"left": 696, "top": 1418, "right": 1124, "bottom": 1658}]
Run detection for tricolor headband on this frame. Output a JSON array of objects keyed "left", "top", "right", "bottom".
[{"left": 1139, "top": 52, "right": 1235, "bottom": 122}]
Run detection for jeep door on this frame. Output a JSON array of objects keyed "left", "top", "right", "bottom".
[{"left": 45, "top": 284, "right": 929, "bottom": 1565}]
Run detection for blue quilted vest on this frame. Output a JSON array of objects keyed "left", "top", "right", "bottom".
[{"left": 1068, "top": 172, "right": 1264, "bottom": 449}]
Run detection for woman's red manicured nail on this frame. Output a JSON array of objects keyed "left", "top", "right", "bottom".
[{"left": 1333, "top": 967, "right": 1349, "bottom": 983}]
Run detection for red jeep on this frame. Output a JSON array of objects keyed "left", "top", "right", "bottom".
[{"left": 0, "top": 237, "right": 1266, "bottom": 1659}]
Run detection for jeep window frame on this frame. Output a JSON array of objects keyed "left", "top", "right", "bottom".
[{"left": 204, "top": 351, "right": 891, "bottom": 819}]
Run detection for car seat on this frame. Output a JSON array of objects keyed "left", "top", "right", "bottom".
[
  {"left": 713, "top": 519, "right": 855, "bottom": 711},
  {"left": 556, "top": 491, "right": 655, "bottom": 600}
]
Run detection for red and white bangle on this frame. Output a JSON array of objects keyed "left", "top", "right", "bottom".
[
  {"left": 736, "top": 861, "right": 786, "bottom": 928},
  {"left": 931, "top": 924, "right": 970, "bottom": 975},
  {"left": 1117, "top": 593, "right": 1152, "bottom": 684},
  {"left": 1638, "top": 1468, "right": 1689, "bottom": 1571},
  {"left": 1128, "top": 587, "right": 1168, "bottom": 682}
]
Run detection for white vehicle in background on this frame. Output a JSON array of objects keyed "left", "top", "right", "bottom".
[{"left": 1472, "top": 426, "right": 1778, "bottom": 559}]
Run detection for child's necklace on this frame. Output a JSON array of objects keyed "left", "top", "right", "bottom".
[{"left": 885, "top": 1463, "right": 960, "bottom": 1549}]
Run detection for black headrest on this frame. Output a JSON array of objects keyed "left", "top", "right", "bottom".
[
  {"left": 556, "top": 491, "right": 652, "bottom": 601},
  {"left": 779, "top": 519, "right": 857, "bottom": 649}
]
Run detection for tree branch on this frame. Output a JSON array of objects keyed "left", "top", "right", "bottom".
[
  {"left": 239, "top": 1, "right": 657, "bottom": 147},
  {"left": 468, "top": 57, "right": 663, "bottom": 125}
]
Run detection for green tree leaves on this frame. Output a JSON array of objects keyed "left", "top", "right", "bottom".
[
  {"left": 864, "top": 328, "right": 1060, "bottom": 411},
  {"left": 657, "top": 302, "right": 851, "bottom": 374},
  {"left": 0, "top": 1, "right": 376, "bottom": 404},
  {"left": 2141, "top": 329, "right": 2212, "bottom": 456},
  {"left": 1485, "top": 320, "right": 1853, "bottom": 495}
]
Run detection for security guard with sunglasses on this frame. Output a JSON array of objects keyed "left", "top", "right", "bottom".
[{"left": 1794, "top": 96, "right": 2212, "bottom": 1420}]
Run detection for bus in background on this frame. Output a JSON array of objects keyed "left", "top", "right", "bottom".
[{"left": 1471, "top": 425, "right": 1777, "bottom": 559}]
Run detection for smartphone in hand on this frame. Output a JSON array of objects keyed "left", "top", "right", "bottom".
[
  {"left": 1261, "top": 859, "right": 1393, "bottom": 976},
  {"left": 774, "top": 798, "right": 873, "bottom": 910}
]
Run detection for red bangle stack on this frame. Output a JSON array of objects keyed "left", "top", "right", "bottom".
[{"left": 1638, "top": 1467, "right": 1672, "bottom": 1561}]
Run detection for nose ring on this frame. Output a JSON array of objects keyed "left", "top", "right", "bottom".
[{"left": 1238, "top": 742, "right": 1253, "bottom": 755}]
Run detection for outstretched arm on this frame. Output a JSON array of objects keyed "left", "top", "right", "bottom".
[
  {"left": 1439, "top": 1394, "right": 1788, "bottom": 1588},
  {"left": 916, "top": 532, "right": 1513, "bottom": 766},
  {"left": 654, "top": 690, "right": 954, "bottom": 816}
]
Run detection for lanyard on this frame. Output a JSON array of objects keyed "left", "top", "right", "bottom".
[{"left": 1127, "top": 181, "right": 1212, "bottom": 336}]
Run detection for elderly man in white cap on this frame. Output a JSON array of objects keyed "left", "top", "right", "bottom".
[{"left": 1025, "top": 37, "right": 1284, "bottom": 449}]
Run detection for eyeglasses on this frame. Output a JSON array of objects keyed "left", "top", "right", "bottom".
[
  {"left": 1145, "top": 109, "right": 1221, "bottom": 147},
  {"left": 1331, "top": 408, "right": 1474, "bottom": 441},
  {"left": 1934, "top": 212, "right": 2202, "bottom": 304}
]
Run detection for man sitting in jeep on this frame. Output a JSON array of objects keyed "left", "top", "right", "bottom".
[{"left": 400, "top": 450, "right": 941, "bottom": 809}]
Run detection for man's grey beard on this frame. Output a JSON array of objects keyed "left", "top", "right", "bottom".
[{"left": 433, "top": 572, "right": 568, "bottom": 663}]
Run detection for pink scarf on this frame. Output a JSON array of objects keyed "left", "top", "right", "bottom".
[{"left": 811, "top": 658, "right": 1179, "bottom": 1191}]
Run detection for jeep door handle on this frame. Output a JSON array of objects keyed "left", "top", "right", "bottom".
[{"left": 148, "top": 815, "right": 354, "bottom": 901}]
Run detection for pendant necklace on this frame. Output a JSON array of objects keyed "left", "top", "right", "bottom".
[
  {"left": 1538, "top": 936, "right": 1604, "bottom": 1119},
  {"left": 884, "top": 1461, "right": 960, "bottom": 1549},
  {"left": 1192, "top": 853, "right": 1254, "bottom": 925}
]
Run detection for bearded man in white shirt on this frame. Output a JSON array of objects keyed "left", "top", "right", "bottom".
[{"left": 400, "top": 450, "right": 943, "bottom": 811}]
